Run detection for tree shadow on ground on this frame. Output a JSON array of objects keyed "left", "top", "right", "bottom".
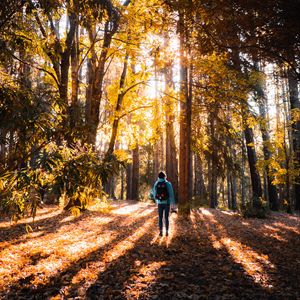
[
  {"left": 2, "top": 207, "right": 157, "bottom": 299},
  {"left": 2, "top": 205, "right": 299, "bottom": 299},
  {"left": 207, "top": 208, "right": 300, "bottom": 298},
  {"left": 85, "top": 213, "right": 275, "bottom": 299},
  {"left": 0, "top": 208, "right": 106, "bottom": 250}
]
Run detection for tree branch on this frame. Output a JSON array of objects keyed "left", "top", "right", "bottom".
[
  {"left": 117, "top": 105, "right": 153, "bottom": 120},
  {"left": 121, "top": 81, "right": 146, "bottom": 97}
]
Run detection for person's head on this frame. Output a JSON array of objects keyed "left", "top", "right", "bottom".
[{"left": 158, "top": 171, "right": 166, "bottom": 179}]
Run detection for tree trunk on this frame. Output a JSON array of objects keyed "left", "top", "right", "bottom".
[
  {"left": 231, "top": 46, "right": 263, "bottom": 209},
  {"left": 241, "top": 139, "right": 247, "bottom": 209},
  {"left": 254, "top": 62, "right": 279, "bottom": 210},
  {"left": 178, "top": 10, "right": 191, "bottom": 217},
  {"left": 131, "top": 142, "right": 139, "bottom": 200},
  {"left": 194, "top": 153, "right": 207, "bottom": 201},
  {"left": 244, "top": 126, "right": 263, "bottom": 205},
  {"left": 231, "top": 173, "right": 237, "bottom": 211},
  {"left": 165, "top": 62, "right": 178, "bottom": 203},
  {"left": 87, "top": 22, "right": 113, "bottom": 145},
  {"left": 227, "top": 170, "right": 232, "bottom": 209},
  {"left": 59, "top": 10, "right": 77, "bottom": 106},
  {"left": 120, "top": 167, "right": 125, "bottom": 200},
  {"left": 287, "top": 67, "right": 300, "bottom": 210},
  {"left": 126, "top": 162, "right": 133, "bottom": 200},
  {"left": 70, "top": 24, "right": 80, "bottom": 131},
  {"left": 106, "top": 53, "right": 129, "bottom": 157},
  {"left": 208, "top": 117, "right": 218, "bottom": 208}
]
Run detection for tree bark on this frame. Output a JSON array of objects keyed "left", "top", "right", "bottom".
[
  {"left": 287, "top": 67, "right": 300, "bottom": 210},
  {"left": 194, "top": 153, "right": 207, "bottom": 201},
  {"left": 126, "top": 162, "right": 133, "bottom": 200},
  {"left": 70, "top": 24, "right": 80, "bottom": 130},
  {"left": 131, "top": 141, "right": 139, "bottom": 200},
  {"left": 178, "top": 10, "right": 191, "bottom": 217},
  {"left": 254, "top": 62, "right": 279, "bottom": 210},
  {"left": 244, "top": 126, "right": 263, "bottom": 204},
  {"left": 165, "top": 61, "right": 178, "bottom": 203},
  {"left": 106, "top": 53, "right": 129, "bottom": 156},
  {"left": 231, "top": 48, "right": 263, "bottom": 208},
  {"left": 208, "top": 117, "right": 218, "bottom": 208}
]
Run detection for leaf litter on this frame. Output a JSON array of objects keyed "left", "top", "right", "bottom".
[{"left": 0, "top": 202, "right": 299, "bottom": 299}]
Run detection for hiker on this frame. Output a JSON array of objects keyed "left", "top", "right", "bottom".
[{"left": 150, "top": 171, "right": 175, "bottom": 236}]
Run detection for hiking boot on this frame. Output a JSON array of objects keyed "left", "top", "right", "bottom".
[
  {"left": 159, "top": 231, "right": 163, "bottom": 236},
  {"left": 166, "top": 231, "right": 169, "bottom": 236}
]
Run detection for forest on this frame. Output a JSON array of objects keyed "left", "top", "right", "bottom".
[{"left": 0, "top": 0, "right": 300, "bottom": 299}]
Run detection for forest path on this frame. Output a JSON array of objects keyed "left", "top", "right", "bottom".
[{"left": 0, "top": 201, "right": 299, "bottom": 299}]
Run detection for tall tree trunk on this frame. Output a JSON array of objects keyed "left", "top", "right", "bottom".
[
  {"left": 120, "top": 167, "right": 125, "bottom": 200},
  {"left": 178, "top": 10, "right": 191, "bottom": 217},
  {"left": 131, "top": 141, "right": 140, "bottom": 200},
  {"left": 126, "top": 162, "right": 133, "bottom": 200},
  {"left": 87, "top": 21, "right": 114, "bottom": 145},
  {"left": 231, "top": 173, "right": 237, "bottom": 211},
  {"left": 70, "top": 25, "right": 80, "bottom": 131},
  {"left": 59, "top": 9, "right": 78, "bottom": 127},
  {"left": 254, "top": 62, "right": 279, "bottom": 210},
  {"left": 231, "top": 48, "right": 263, "bottom": 208},
  {"left": 244, "top": 126, "right": 263, "bottom": 204},
  {"left": 85, "top": 1, "right": 131, "bottom": 145},
  {"left": 287, "top": 67, "right": 300, "bottom": 210},
  {"left": 165, "top": 62, "right": 178, "bottom": 202},
  {"left": 194, "top": 153, "right": 207, "bottom": 201},
  {"left": 227, "top": 169, "right": 232, "bottom": 209},
  {"left": 241, "top": 139, "right": 247, "bottom": 209},
  {"left": 106, "top": 53, "right": 129, "bottom": 157},
  {"left": 208, "top": 116, "right": 218, "bottom": 208}
]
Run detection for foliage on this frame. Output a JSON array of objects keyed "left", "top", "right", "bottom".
[
  {"left": 0, "top": 143, "right": 123, "bottom": 220},
  {"left": 241, "top": 197, "right": 269, "bottom": 219}
]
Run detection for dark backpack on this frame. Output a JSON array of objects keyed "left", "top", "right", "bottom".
[{"left": 155, "top": 181, "right": 169, "bottom": 201}]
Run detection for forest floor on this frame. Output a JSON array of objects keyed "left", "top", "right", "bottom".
[{"left": 0, "top": 201, "right": 299, "bottom": 300}]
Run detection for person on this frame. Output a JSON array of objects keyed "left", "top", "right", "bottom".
[{"left": 150, "top": 171, "right": 175, "bottom": 237}]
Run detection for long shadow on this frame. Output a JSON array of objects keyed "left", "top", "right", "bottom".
[
  {"left": 206, "top": 209, "right": 300, "bottom": 298},
  {"left": 144, "top": 213, "right": 271, "bottom": 299},
  {"left": 0, "top": 204, "right": 152, "bottom": 250},
  {"left": 84, "top": 212, "right": 270, "bottom": 299},
  {"left": 0, "top": 210, "right": 69, "bottom": 244},
  {"left": 0, "top": 208, "right": 113, "bottom": 251},
  {"left": 3, "top": 209, "right": 157, "bottom": 299},
  {"left": 4, "top": 206, "right": 296, "bottom": 299}
]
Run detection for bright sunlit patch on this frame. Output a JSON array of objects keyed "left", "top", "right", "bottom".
[
  {"left": 103, "top": 216, "right": 156, "bottom": 264},
  {"left": 113, "top": 202, "right": 145, "bottom": 215},
  {"left": 220, "top": 237, "right": 275, "bottom": 287},
  {"left": 272, "top": 222, "right": 300, "bottom": 235},
  {"left": 66, "top": 215, "right": 156, "bottom": 295},
  {"left": 0, "top": 212, "right": 115, "bottom": 291},
  {"left": 0, "top": 206, "right": 61, "bottom": 229},
  {"left": 199, "top": 210, "right": 276, "bottom": 288},
  {"left": 200, "top": 208, "right": 213, "bottom": 216},
  {"left": 220, "top": 210, "right": 236, "bottom": 216}
]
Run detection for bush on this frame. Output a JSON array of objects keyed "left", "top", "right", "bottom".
[
  {"left": 241, "top": 196, "right": 269, "bottom": 218},
  {"left": 0, "top": 143, "right": 123, "bottom": 220}
]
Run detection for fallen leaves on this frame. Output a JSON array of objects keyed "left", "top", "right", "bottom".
[{"left": 0, "top": 203, "right": 299, "bottom": 299}]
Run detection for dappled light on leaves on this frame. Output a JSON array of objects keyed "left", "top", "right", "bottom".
[
  {"left": 199, "top": 208, "right": 274, "bottom": 286},
  {"left": 0, "top": 203, "right": 299, "bottom": 298},
  {"left": 102, "top": 216, "right": 155, "bottom": 263}
]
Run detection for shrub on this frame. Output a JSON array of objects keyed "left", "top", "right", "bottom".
[{"left": 241, "top": 196, "right": 269, "bottom": 218}]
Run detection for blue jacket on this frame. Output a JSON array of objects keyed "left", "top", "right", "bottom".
[{"left": 150, "top": 178, "right": 175, "bottom": 205}]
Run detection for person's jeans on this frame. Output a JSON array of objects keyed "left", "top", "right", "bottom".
[{"left": 158, "top": 204, "right": 170, "bottom": 232}]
